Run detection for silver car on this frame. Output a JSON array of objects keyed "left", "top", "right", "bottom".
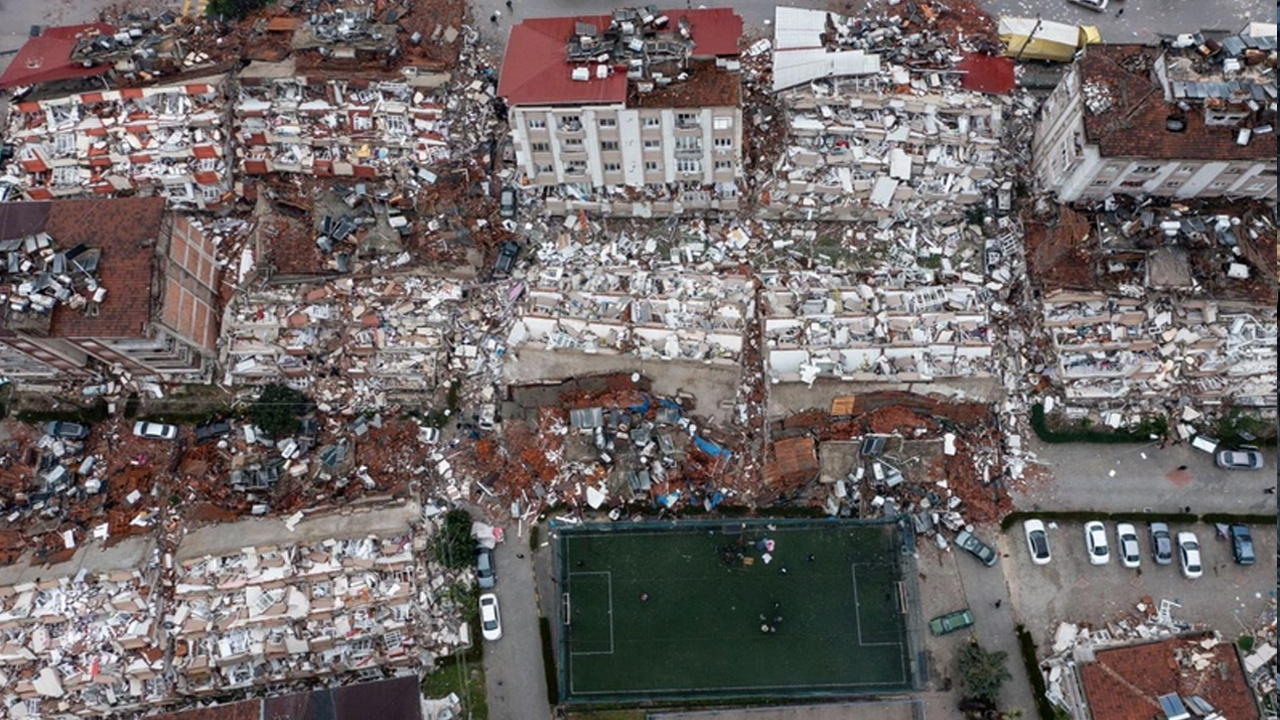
[
  {"left": 1215, "top": 448, "right": 1264, "bottom": 470},
  {"left": 133, "top": 421, "right": 178, "bottom": 440}
]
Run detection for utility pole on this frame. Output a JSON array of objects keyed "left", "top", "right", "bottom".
[{"left": 1014, "top": 14, "right": 1044, "bottom": 64}]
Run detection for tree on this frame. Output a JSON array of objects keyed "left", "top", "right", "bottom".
[
  {"left": 206, "top": 0, "right": 273, "bottom": 20},
  {"left": 432, "top": 509, "right": 478, "bottom": 570},
  {"left": 247, "top": 383, "right": 310, "bottom": 436},
  {"left": 958, "top": 641, "right": 1012, "bottom": 707}
]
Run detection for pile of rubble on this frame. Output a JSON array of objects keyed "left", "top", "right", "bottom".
[{"left": 762, "top": 7, "right": 1021, "bottom": 221}]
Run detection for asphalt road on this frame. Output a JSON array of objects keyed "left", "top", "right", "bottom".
[
  {"left": 1014, "top": 438, "right": 1277, "bottom": 515},
  {"left": 482, "top": 526, "right": 552, "bottom": 720}
]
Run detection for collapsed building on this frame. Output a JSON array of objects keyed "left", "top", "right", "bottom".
[
  {"left": 506, "top": 267, "right": 750, "bottom": 365},
  {"left": 499, "top": 7, "right": 746, "bottom": 216},
  {"left": 234, "top": 58, "right": 451, "bottom": 179},
  {"left": 1032, "top": 24, "right": 1278, "bottom": 203},
  {"left": 1026, "top": 203, "right": 1277, "bottom": 420},
  {"left": 0, "top": 198, "right": 222, "bottom": 382},
  {"left": 1, "top": 77, "right": 232, "bottom": 209},
  {"left": 764, "top": 7, "right": 1017, "bottom": 221}
]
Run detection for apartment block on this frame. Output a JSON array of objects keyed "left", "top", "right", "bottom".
[
  {"left": 0, "top": 198, "right": 221, "bottom": 382},
  {"left": 1032, "top": 26, "right": 1278, "bottom": 203},
  {"left": 498, "top": 7, "right": 744, "bottom": 216}
]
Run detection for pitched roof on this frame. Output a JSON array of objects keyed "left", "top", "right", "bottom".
[
  {"left": 149, "top": 677, "right": 423, "bottom": 720},
  {"left": 498, "top": 8, "right": 742, "bottom": 106},
  {"left": 0, "top": 24, "right": 115, "bottom": 90},
  {"left": 1080, "top": 637, "right": 1259, "bottom": 720},
  {"left": 1078, "top": 44, "right": 1277, "bottom": 161},
  {"left": 0, "top": 197, "right": 164, "bottom": 339}
]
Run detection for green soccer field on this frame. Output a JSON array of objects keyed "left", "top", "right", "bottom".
[{"left": 555, "top": 519, "right": 918, "bottom": 701}]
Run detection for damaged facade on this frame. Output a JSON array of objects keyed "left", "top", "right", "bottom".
[
  {"left": 2, "top": 77, "right": 232, "bottom": 208},
  {"left": 765, "top": 7, "right": 1015, "bottom": 220},
  {"left": 0, "top": 198, "right": 221, "bottom": 382},
  {"left": 1033, "top": 25, "right": 1278, "bottom": 203},
  {"left": 499, "top": 7, "right": 745, "bottom": 216}
]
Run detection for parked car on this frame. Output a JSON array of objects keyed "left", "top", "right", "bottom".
[
  {"left": 477, "top": 404, "right": 497, "bottom": 432},
  {"left": 1148, "top": 522, "right": 1173, "bottom": 565},
  {"left": 498, "top": 186, "right": 517, "bottom": 219},
  {"left": 1115, "top": 523, "right": 1140, "bottom": 569},
  {"left": 420, "top": 426, "right": 440, "bottom": 444},
  {"left": 494, "top": 240, "right": 520, "bottom": 277},
  {"left": 1229, "top": 524, "right": 1255, "bottom": 566},
  {"left": 929, "top": 608, "right": 975, "bottom": 636},
  {"left": 132, "top": 421, "right": 178, "bottom": 440},
  {"left": 45, "top": 421, "right": 89, "bottom": 440},
  {"left": 1023, "top": 519, "right": 1051, "bottom": 565},
  {"left": 1066, "top": 0, "right": 1108, "bottom": 11},
  {"left": 1084, "top": 521, "right": 1110, "bottom": 565},
  {"left": 479, "top": 593, "right": 502, "bottom": 640},
  {"left": 1176, "top": 532, "right": 1202, "bottom": 579},
  {"left": 955, "top": 530, "right": 998, "bottom": 567},
  {"left": 1215, "top": 447, "right": 1264, "bottom": 470},
  {"left": 195, "top": 419, "right": 232, "bottom": 443},
  {"left": 476, "top": 546, "right": 496, "bottom": 589}
]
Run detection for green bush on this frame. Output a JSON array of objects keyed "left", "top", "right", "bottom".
[
  {"left": 957, "top": 641, "right": 1011, "bottom": 706},
  {"left": 432, "top": 509, "right": 478, "bottom": 569},
  {"left": 1030, "top": 404, "right": 1164, "bottom": 444},
  {"left": 1016, "top": 625, "right": 1058, "bottom": 720},
  {"left": 16, "top": 399, "right": 109, "bottom": 425},
  {"left": 206, "top": 0, "right": 272, "bottom": 20},
  {"left": 247, "top": 383, "right": 310, "bottom": 436}
]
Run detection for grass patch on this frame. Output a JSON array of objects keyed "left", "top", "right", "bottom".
[
  {"left": 530, "top": 523, "right": 541, "bottom": 551},
  {"left": 540, "top": 616, "right": 559, "bottom": 705},
  {"left": 1015, "top": 625, "right": 1058, "bottom": 720},
  {"left": 422, "top": 616, "right": 487, "bottom": 718},
  {"left": 1236, "top": 635, "right": 1255, "bottom": 652},
  {"left": 16, "top": 399, "right": 110, "bottom": 425},
  {"left": 138, "top": 406, "right": 233, "bottom": 426},
  {"left": 566, "top": 711, "right": 647, "bottom": 720},
  {"left": 1030, "top": 404, "right": 1166, "bottom": 444}
]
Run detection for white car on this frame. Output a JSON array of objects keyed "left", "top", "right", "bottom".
[
  {"left": 1023, "top": 519, "right": 1051, "bottom": 565},
  {"left": 479, "top": 593, "right": 502, "bottom": 641},
  {"left": 420, "top": 426, "right": 440, "bottom": 444},
  {"left": 133, "top": 421, "right": 178, "bottom": 440},
  {"left": 1176, "top": 532, "right": 1202, "bottom": 579},
  {"left": 1067, "top": 0, "right": 1108, "bottom": 11},
  {"left": 1084, "top": 521, "right": 1109, "bottom": 565},
  {"left": 1115, "top": 523, "right": 1141, "bottom": 569}
]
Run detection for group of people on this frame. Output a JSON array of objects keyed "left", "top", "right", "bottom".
[{"left": 759, "top": 601, "right": 784, "bottom": 633}]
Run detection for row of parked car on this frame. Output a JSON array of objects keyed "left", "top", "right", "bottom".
[
  {"left": 46, "top": 419, "right": 237, "bottom": 443},
  {"left": 1023, "top": 519, "right": 1255, "bottom": 578}
]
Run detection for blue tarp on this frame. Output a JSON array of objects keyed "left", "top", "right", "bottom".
[
  {"left": 657, "top": 491, "right": 681, "bottom": 508},
  {"left": 630, "top": 394, "right": 651, "bottom": 414},
  {"left": 693, "top": 436, "right": 731, "bottom": 458}
]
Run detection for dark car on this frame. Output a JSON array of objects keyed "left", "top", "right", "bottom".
[
  {"left": 955, "top": 530, "right": 998, "bottom": 567},
  {"left": 929, "top": 608, "right": 975, "bottom": 636},
  {"left": 476, "top": 546, "right": 496, "bottom": 589},
  {"left": 195, "top": 419, "right": 233, "bottom": 443},
  {"left": 1229, "top": 524, "right": 1255, "bottom": 566},
  {"left": 45, "top": 421, "right": 90, "bottom": 440},
  {"left": 1148, "top": 522, "right": 1173, "bottom": 565},
  {"left": 494, "top": 240, "right": 520, "bottom": 277},
  {"left": 498, "top": 186, "right": 517, "bottom": 219}
]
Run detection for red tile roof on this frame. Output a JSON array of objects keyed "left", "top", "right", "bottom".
[
  {"left": 1079, "top": 44, "right": 1277, "bottom": 161},
  {"left": 957, "top": 53, "right": 1015, "bottom": 95},
  {"left": 498, "top": 9, "right": 742, "bottom": 106},
  {"left": 0, "top": 24, "right": 115, "bottom": 90},
  {"left": 1080, "top": 637, "right": 1259, "bottom": 720},
  {"left": 0, "top": 197, "right": 164, "bottom": 339}
]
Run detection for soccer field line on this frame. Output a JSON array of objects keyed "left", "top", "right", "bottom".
[
  {"left": 568, "top": 570, "right": 615, "bottom": 657},
  {"left": 850, "top": 562, "right": 909, "bottom": 686}
]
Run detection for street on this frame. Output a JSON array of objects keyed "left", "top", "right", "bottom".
[
  {"left": 482, "top": 525, "right": 552, "bottom": 720},
  {"left": 1015, "top": 437, "right": 1276, "bottom": 515}
]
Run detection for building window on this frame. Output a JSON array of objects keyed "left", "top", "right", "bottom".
[
  {"left": 714, "top": 137, "right": 733, "bottom": 149},
  {"left": 601, "top": 140, "right": 619, "bottom": 151},
  {"left": 1246, "top": 182, "right": 1267, "bottom": 191},
  {"left": 536, "top": 164, "right": 553, "bottom": 174},
  {"left": 603, "top": 162, "right": 621, "bottom": 173},
  {"left": 1176, "top": 164, "right": 1196, "bottom": 173},
  {"left": 645, "top": 161, "right": 659, "bottom": 172},
  {"left": 714, "top": 160, "right": 732, "bottom": 171},
  {"left": 1090, "top": 180, "right": 1109, "bottom": 186},
  {"left": 1209, "top": 181, "right": 1229, "bottom": 189},
  {"left": 563, "top": 137, "right": 584, "bottom": 148},
  {"left": 644, "top": 116, "right": 661, "bottom": 128},
  {"left": 565, "top": 162, "right": 587, "bottom": 176},
  {"left": 676, "top": 112, "right": 699, "bottom": 128},
  {"left": 713, "top": 116, "right": 733, "bottom": 130},
  {"left": 1222, "top": 167, "right": 1245, "bottom": 175},
  {"left": 530, "top": 142, "right": 550, "bottom": 153},
  {"left": 1119, "top": 180, "right": 1144, "bottom": 188},
  {"left": 675, "top": 136, "right": 701, "bottom": 152},
  {"left": 1163, "top": 181, "right": 1182, "bottom": 188},
  {"left": 598, "top": 117, "right": 617, "bottom": 128},
  {"left": 527, "top": 118, "right": 547, "bottom": 129},
  {"left": 1131, "top": 165, "right": 1159, "bottom": 174},
  {"left": 643, "top": 139, "right": 661, "bottom": 150},
  {"left": 202, "top": 186, "right": 222, "bottom": 201},
  {"left": 676, "top": 158, "right": 701, "bottom": 174},
  {"left": 559, "top": 115, "right": 582, "bottom": 131}
]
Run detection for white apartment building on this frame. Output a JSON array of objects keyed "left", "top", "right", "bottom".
[
  {"left": 497, "top": 7, "right": 744, "bottom": 216},
  {"left": 1032, "top": 26, "right": 1277, "bottom": 203}
]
